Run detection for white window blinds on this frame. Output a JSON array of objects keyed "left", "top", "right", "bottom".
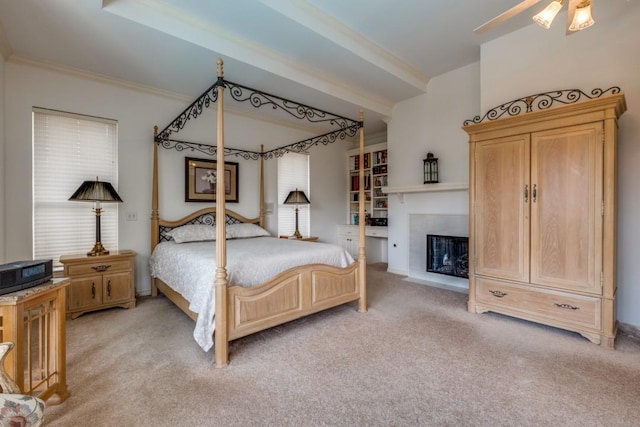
[
  {"left": 33, "top": 108, "right": 118, "bottom": 266},
  {"left": 277, "top": 152, "right": 310, "bottom": 237}
]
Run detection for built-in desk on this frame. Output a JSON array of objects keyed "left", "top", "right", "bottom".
[
  {"left": 0, "top": 278, "right": 70, "bottom": 404},
  {"left": 337, "top": 225, "right": 388, "bottom": 263}
]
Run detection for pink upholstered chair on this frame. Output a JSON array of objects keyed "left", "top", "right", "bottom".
[{"left": 0, "top": 343, "right": 45, "bottom": 427}]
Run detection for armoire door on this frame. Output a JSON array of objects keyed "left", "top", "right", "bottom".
[
  {"left": 474, "top": 134, "right": 530, "bottom": 282},
  {"left": 530, "top": 122, "right": 603, "bottom": 293}
]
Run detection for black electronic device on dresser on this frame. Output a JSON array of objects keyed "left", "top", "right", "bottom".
[
  {"left": 0, "top": 259, "right": 53, "bottom": 296},
  {"left": 369, "top": 218, "right": 388, "bottom": 227}
]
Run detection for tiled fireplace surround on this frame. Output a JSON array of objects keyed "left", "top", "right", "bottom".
[{"left": 407, "top": 213, "right": 469, "bottom": 292}]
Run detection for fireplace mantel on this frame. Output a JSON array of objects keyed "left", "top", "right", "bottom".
[{"left": 382, "top": 183, "right": 468, "bottom": 203}]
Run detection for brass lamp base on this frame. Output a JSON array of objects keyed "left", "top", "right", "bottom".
[
  {"left": 291, "top": 230, "right": 303, "bottom": 239},
  {"left": 87, "top": 242, "right": 110, "bottom": 257}
]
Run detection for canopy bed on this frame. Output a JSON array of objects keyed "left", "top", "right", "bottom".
[{"left": 150, "top": 59, "right": 367, "bottom": 367}]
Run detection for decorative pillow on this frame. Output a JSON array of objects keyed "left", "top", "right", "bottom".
[
  {"left": 166, "top": 224, "right": 216, "bottom": 243},
  {"left": 226, "top": 223, "right": 271, "bottom": 239}
]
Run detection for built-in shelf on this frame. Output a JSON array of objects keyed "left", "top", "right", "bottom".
[{"left": 382, "top": 183, "right": 468, "bottom": 203}]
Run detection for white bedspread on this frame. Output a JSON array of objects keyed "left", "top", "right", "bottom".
[{"left": 149, "top": 237, "right": 355, "bottom": 351}]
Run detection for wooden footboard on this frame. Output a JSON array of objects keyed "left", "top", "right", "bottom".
[
  {"left": 152, "top": 261, "right": 360, "bottom": 345},
  {"left": 227, "top": 262, "right": 359, "bottom": 340}
]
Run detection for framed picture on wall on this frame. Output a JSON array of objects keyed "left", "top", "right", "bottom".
[{"left": 185, "top": 157, "right": 239, "bottom": 202}]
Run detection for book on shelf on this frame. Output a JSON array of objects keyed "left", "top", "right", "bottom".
[
  {"left": 350, "top": 153, "right": 372, "bottom": 171},
  {"left": 372, "top": 164, "right": 387, "bottom": 175},
  {"left": 350, "top": 155, "right": 360, "bottom": 171},
  {"left": 373, "top": 150, "right": 387, "bottom": 165},
  {"left": 352, "top": 175, "right": 372, "bottom": 191}
]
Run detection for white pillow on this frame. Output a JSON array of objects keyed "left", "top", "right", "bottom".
[
  {"left": 166, "top": 224, "right": 216, "bottom": 243},
  {"left": 226, "top": 223, "right": 270, "bottom": 239}
]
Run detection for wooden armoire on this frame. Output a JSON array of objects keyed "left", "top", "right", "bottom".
[{"left": 463, "top": 92, "right": 626, "bottom": 348}]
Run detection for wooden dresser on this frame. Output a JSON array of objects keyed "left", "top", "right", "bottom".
[
  {"left": 463, "top": 93, "right": 626, "bottom": 348},
  {"left": 60, "top": 250, "right": 136, "bottom": 319}
]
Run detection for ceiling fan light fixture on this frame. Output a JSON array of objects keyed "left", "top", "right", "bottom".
[
  {"left": 569, "top": 0, "right": 595, "bottom": 31},
  {"left": 532, "top": 0, "right": 564, "bottom": 29}
]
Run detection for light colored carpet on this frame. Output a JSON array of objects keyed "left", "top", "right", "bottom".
[{"left": 46, "top": 264, "right": 640, "bottom": 426}]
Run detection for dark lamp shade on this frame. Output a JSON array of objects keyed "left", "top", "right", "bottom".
[
  {"left": 68, "top": 178, "right": 122, "bottom": 256},
  {"left": 284, "top": 190, "right": 310, "bottom": 205},
  {"left": 69, "top": 179, "right": 123, "bottom": 203}
]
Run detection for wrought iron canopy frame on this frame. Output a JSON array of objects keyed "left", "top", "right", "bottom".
[
  {"left": 155, "top": 78, "right": 362, "bottom": 160},
  {"left": 463, "top": 87, "right": 621, "bottom": 126}
]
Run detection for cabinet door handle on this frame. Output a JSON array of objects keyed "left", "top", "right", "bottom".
[
  {"left": 91, "top": 283, "right": 96, "bottom": 299},
  {"left": 92, "top": 265, "right": 111, "bottom": 272},
  {"left": 107, "top": 281, "right": 111, "bottom": 297},
  {"left": 533, "top": 184, "right": 537, "bottom": 203},
  {"left": 489, "top": 290, "right": 507, "bottom": 298},
  {"left": 524, "top": 185, "right": 529, "bottom": 203},
  {"left": 554, "top": 303, "right": 579, "bottom": 310}
]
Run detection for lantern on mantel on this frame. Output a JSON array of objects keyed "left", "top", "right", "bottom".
[{"left": 423, "top": 152, "right": 439, "bottom": 184}]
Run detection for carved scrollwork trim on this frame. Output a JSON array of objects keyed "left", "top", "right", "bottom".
[
  {"left": 224, "top": 80, "right": 359, "bottom": 130},
  {"left": 262, "top": 124, "right": 361, "bottom": 160},
  {"left": 463, "top": 87, "right": 621, "bottom": 126},
  {"left": 155, "top": 139, "right": 261, "bottom": 160},
  {"left": 156, "top": 82, "right": 220, "bottom": 142}
]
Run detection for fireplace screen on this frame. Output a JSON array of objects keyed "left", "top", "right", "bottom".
[{"left": 426, "top": 235, "right": 469, "bottom": 278}]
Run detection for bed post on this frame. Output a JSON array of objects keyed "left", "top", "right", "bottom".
[
  {"left": 151, "top": 126, "right": 160, "bottom": 297},
  {"left": 214, "top": 58, "right": 230, "bottom": 367},
  {"left": 259, "top": 144, "right": 265, "bottom": 228},
  {"left": 357, "top": 110, "right": 367, "bottom": 313}
]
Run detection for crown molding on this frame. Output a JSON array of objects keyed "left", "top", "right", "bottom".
[{"left": 9, "top": 54, "right": 191, "bottom": 102}]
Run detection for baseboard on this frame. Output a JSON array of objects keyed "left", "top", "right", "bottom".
[
  {"left": 618, "top": 322, "right": 640, "bottom": 340},
  {"left": 386, "top": 267, "right": 407, "bottom": 276}
]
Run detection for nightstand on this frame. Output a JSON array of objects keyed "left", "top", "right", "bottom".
[{"left": 60, "top": 250, "right": 136, "bottom": 319}]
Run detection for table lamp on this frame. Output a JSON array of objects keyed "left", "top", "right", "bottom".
[
  {"left": 69, "top": 177, "right": 123, "bottom": 256},
  {"left": 283, "top": 189, "right": 310, "bottom": 239}
]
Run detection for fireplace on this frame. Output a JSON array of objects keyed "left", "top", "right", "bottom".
[{"left": 426, "top": 235, "right": 469, "bottom": 279}]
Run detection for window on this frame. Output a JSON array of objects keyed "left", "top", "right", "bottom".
[
  {"left": 277, "top": 152, "right": 310, "bottom": 237},
  {"left": 33, "top": 108, "right": 118, "bottom": 267}
]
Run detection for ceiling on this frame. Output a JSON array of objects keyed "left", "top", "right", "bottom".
[{"left": 0, "top": 0, "right": 634, "bottom": 135}]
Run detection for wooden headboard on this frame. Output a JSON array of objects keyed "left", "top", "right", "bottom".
[{"left": 155, "top": 208, "right": 261, "bottom": 245}]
